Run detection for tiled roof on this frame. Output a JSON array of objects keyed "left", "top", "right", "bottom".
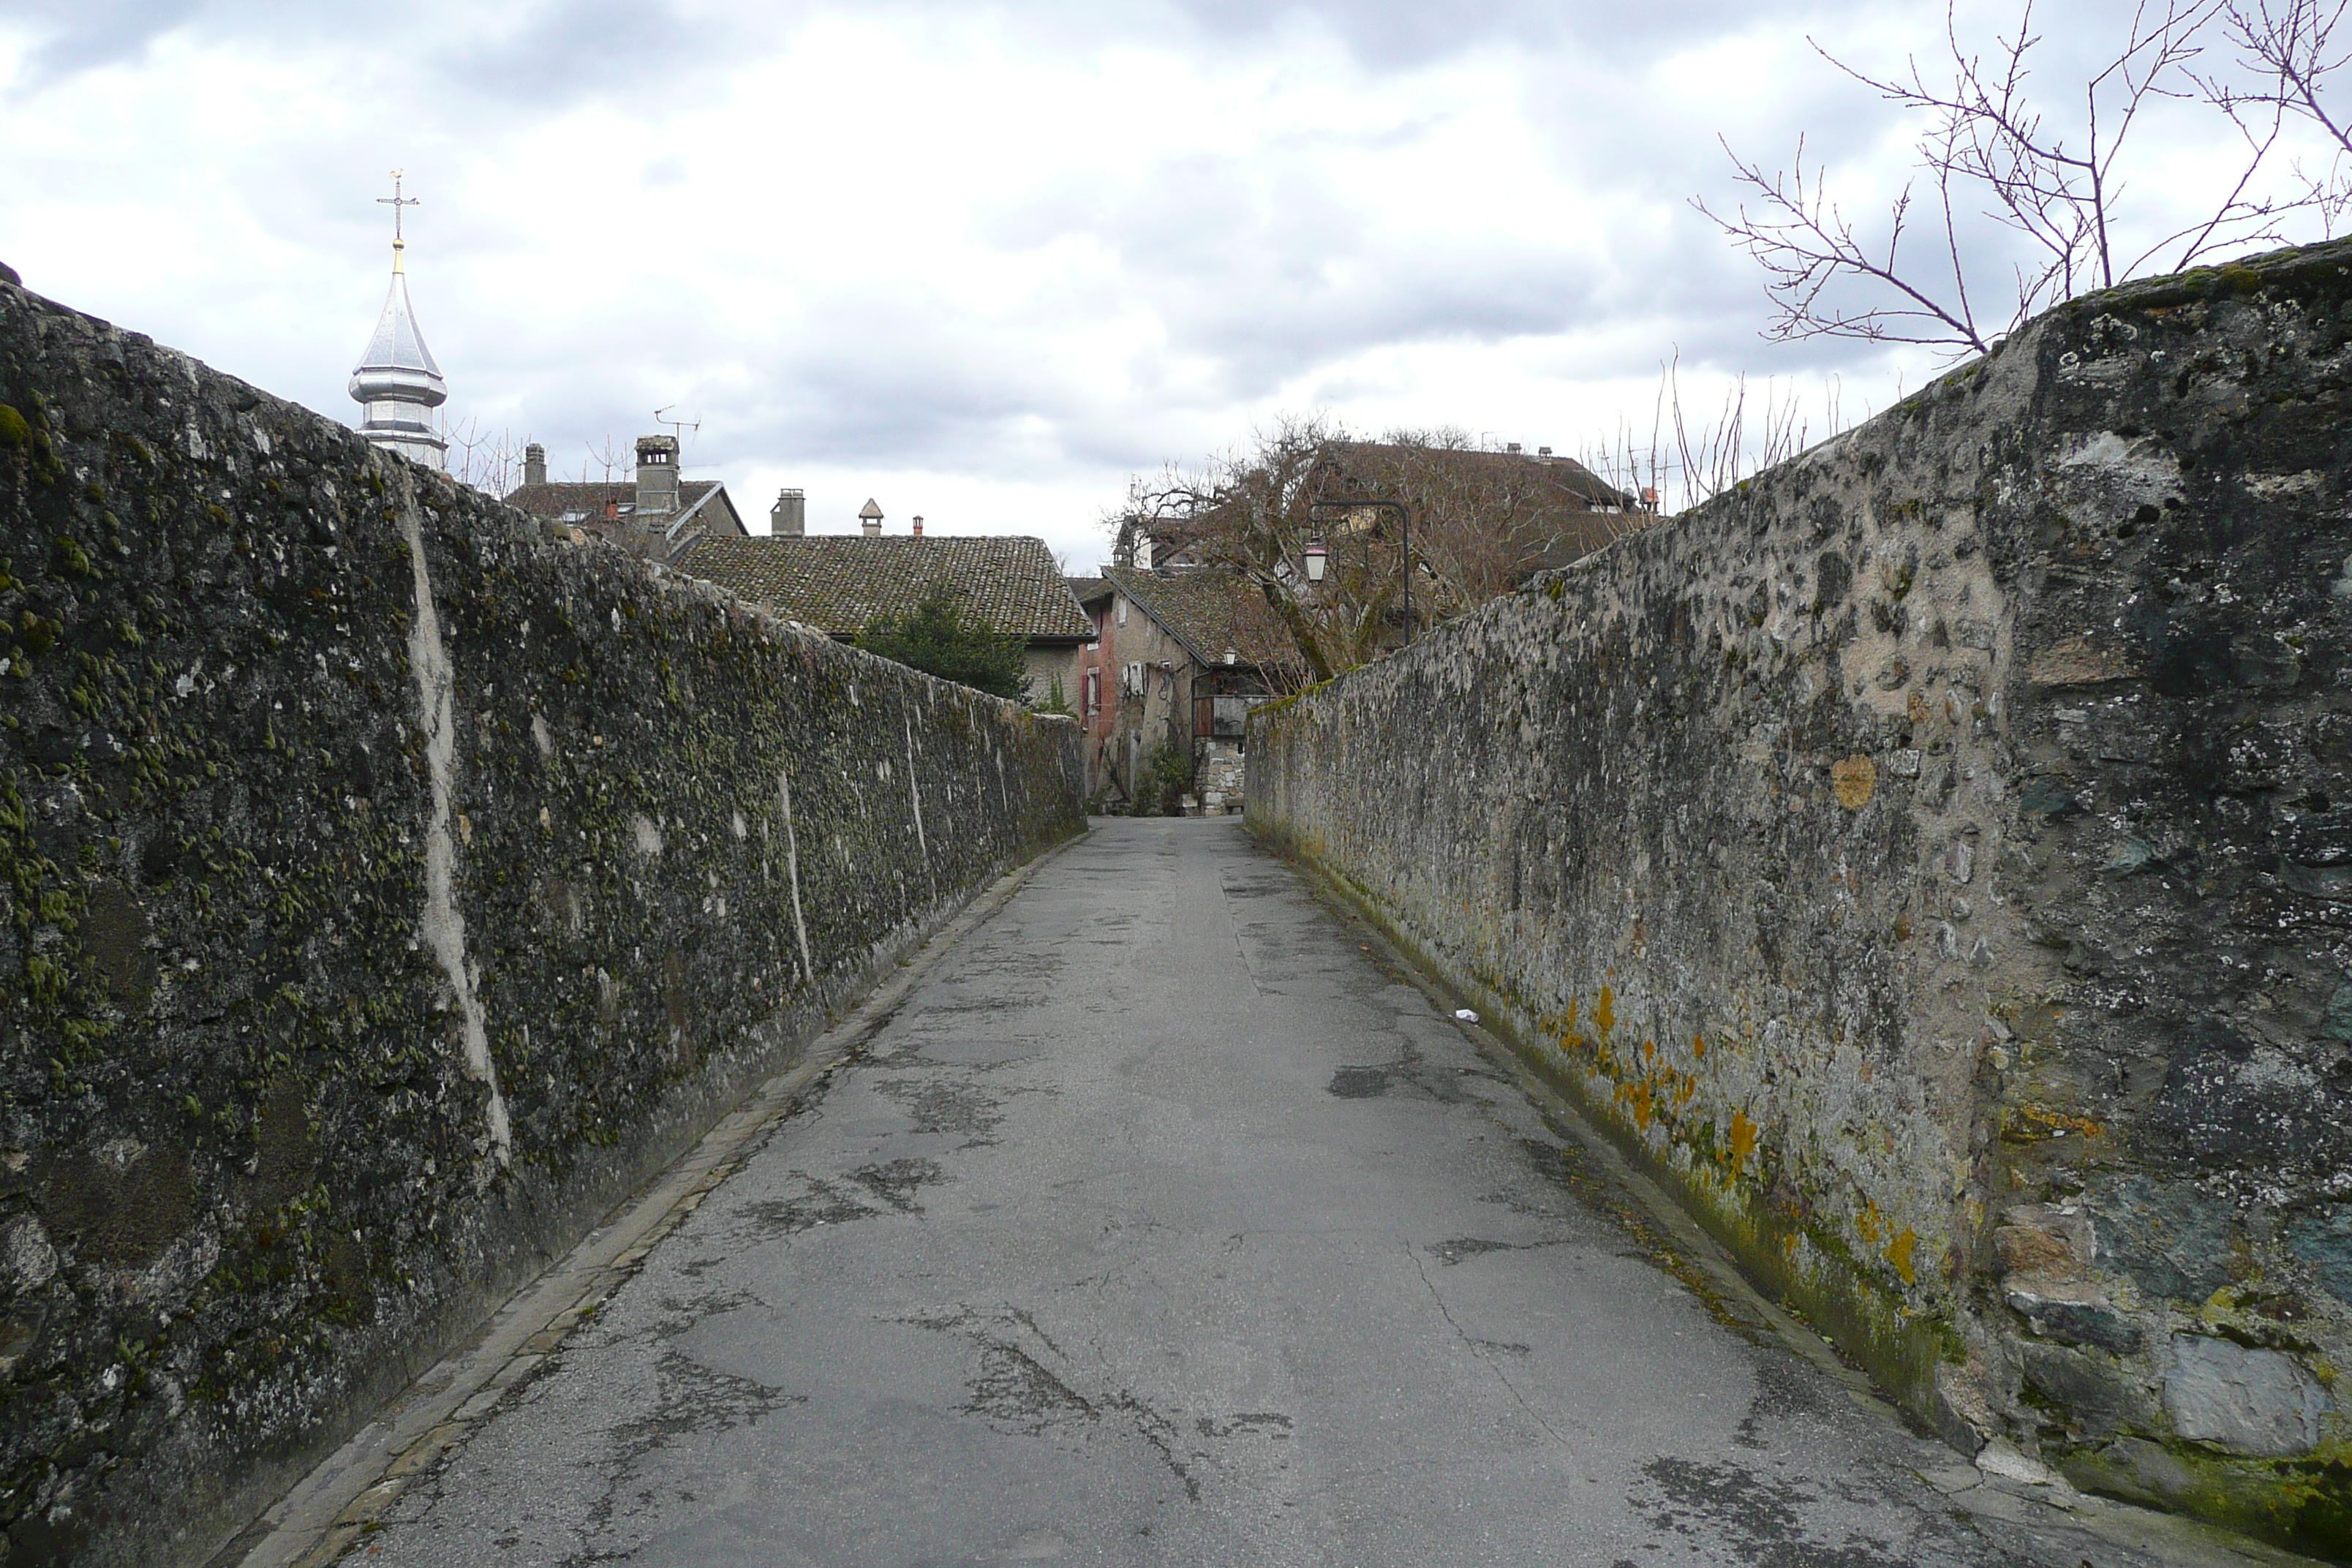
[
  {"left": 680, "top": 535, "right": 1093, "bottom": 642},
  {"left": 1066, "top": 575, "right": 1108, "bottom": 607},
  {"left": 504, "top": 478, "right": 725, "bottom": 523},
  {"left": 1103, "top": 567, "right": 1306, "bottom": 677},
  {"left": 1327, "top": 440, "right": 1636, "bottom": 510}
]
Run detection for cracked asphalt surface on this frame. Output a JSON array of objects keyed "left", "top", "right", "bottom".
[{"left": 349, "top": 819, "right": 2190, "bottom": 1567}]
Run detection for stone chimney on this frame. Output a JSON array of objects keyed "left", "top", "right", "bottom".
[
  {"left": 911, "top": 514, "right": 924, "bottom": 537},
  {"left": 859, "top": 498, "right": 883, "bottom": 537},
  {"left": 523, "top": 442, "right": 546, "bottom": 486},
  {"left": 771, "top": 487, "right": 805, "bottom": 536},
  {"left": 635, "top": 434, "right": 679, "bottom": 519}
]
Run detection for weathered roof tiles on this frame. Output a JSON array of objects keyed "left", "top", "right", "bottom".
[{"left": 682, "top": 535, "right": 1093, "bottom": 641}]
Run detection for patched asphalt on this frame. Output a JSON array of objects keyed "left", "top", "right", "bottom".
[{"left": 349, "top": 818, "right": 2225, "bottom": 1567}]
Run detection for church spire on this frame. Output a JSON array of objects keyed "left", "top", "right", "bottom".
[{"left": 349, "top": 170, "right": 448, "bottom": 467}]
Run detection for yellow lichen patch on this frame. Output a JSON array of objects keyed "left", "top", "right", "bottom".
[
  {"left": 1831, "top": 754, "right": 1877, "bottom": 810},
  {"left": 1692, "top": 1033, "right": 1706, "bottom": 1059},
  {"left": 1629, "top": 1082, "right": 1654, "bottom": 1129},
  {"left": 1640, "top": 1039, "right": 1655, "bottom": 1061},
  {"left": 2005, "top": 1102, "right": 2107, "bottom": 1141},
  {"left": 1727, "top": 1111, "right": 1757, "bottom": 1172},
  {"left": 1594, "top": 987, "right": 1615, "bottom": 1037},
  {"left": 1885, "top": 1228, "right": 1919, "bottom": 1285}
]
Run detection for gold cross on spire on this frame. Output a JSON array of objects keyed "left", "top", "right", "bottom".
[{"left": 377, "top": 170, "right": 419, "bottom": 267}]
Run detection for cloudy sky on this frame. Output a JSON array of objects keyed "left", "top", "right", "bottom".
[{"left": 0, "top": 0, "right": 2338, "bottom": 563}]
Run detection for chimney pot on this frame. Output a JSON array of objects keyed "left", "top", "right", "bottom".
[
  {"left": 1506, "top": 442, "right": 1522, "bottom": 454},
  {"left": 912, "top": 514, "right": 924, "bottom": 537},
  {"left": 770, "top": 487, "right": 805, "bottom": 537},
  {"left": 523, "top": 442, "right": 546, "bottom": 487},
  {"left": 634, "top": 434, "right": 679, "bottom": 520},
  {"left": 859, "top": 497, "right": 883, "bottom": 537}
]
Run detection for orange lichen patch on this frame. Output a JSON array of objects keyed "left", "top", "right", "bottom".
[
  {"left": 1857, "top": 1201, "right": 1884, "bottom": 1245},
  {"left": 1831, "top": 754, "right": 1877, "bottom": 810},
  {"left": 1675, "top": 1074, "right": 1698, "bottom": 1109},
  {"left": 1885, "top": 1228, "right": 1919, "bottom": 1285},
  {"left": 1726, "top": 1112, "right": 1757, "bottom": 1172},
  {"left": 1640, "top": 1039, "right": 1655, "bottom": 1061},
  {"left": 2005, "top": 1102, "right": 2107, "bottom": 1141},
  {"left": 1594, "top": 987, "right": 1616, "bottom": 1037},
  {"left": 1781, "top": 1232, "right": 1801, "bottom": 1258},
  {"left": 1692, "top": 1033, "right": 1706, "bottom": 1059},
  {"left": 1629, "top": 1082, "right": 1654, "bottom": 1129}
]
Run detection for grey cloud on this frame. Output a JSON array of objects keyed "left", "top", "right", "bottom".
[
  {"left": 442, "top": 0, "right": 727, "bottom": 108},
  {"left": 0, "top": 0, "right": 207, "bottom": 78},
  {"left": 0, "top": 0, "right": 734, "bottom": 104}
]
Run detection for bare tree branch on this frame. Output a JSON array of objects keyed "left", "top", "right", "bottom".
[{"left": 1697, "top": 0, "right": 2323, "bottom": 360}]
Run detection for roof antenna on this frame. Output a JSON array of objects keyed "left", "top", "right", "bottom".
[{"left": 653, "top": 405, "right": 701, "bottom": 463}]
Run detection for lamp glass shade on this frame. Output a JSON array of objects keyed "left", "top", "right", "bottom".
[{"left": 1303, "top": 541, "right": 1327, "bottom": 582}]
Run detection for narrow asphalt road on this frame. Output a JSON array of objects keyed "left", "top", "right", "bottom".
[{"left": 349, "top": 819, "right": 2239, "bottom": 1567}]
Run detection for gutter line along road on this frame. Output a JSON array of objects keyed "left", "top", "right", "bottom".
[{"left": 323, "top": 820, "right": 2306, "bottom": 1568}]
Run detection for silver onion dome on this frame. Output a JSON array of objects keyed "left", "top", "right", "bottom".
[{"left": 349, "top": 189, "right": 448, "bottom": 467}]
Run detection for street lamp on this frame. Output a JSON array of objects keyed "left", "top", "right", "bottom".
[
  {"left": 1303, "top": 540, "right": 1328, "bottom": 582},
  {"left": 1307, "top": 498, "right": 1414, "bottom": 644}
]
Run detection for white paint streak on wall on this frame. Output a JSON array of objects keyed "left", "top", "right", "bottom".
[
  {"left": 904, "top": 717, "right": 929, "bottom": 867},
  {"left": 399, "top": 499, "right": 513, "bottom": 1165},
  {"left": 780, "top": 772, "right": 813, "bottom": 984}
]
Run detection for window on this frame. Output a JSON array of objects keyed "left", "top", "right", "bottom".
[
  {"left": 1115, "top": 598, "right": 1127, "bottom": 627},
  {"left": 1084, "top": 668, "right": 1101, "bottom": 717}
]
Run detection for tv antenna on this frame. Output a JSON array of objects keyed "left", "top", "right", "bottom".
[{"left": 653, "top": 406, "right": 701, "bottom": 457}]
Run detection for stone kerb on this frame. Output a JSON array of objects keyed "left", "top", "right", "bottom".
[
  {"left": 0, "top": 277, "right": 1084, "bottom": 1567},
  {"left": 1247, "top": 238, "right": 2352, "bottom": 1556}
]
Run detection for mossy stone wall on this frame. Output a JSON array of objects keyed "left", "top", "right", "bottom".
[
  {"left": 0, "top": 278, "right": 1083, "bottom": 1567},
  {"left": 1250, "top": 239, "right": 2352, "bottom": 1558}
]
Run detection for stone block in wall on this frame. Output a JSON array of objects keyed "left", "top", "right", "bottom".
[{"left": 2161, "top": 1335, "right": 2326, "bottom": 1457}]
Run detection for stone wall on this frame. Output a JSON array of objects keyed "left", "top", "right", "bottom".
[
  {"left": 0, "top": 278, "right": 1084, "bottom": 1567},
  {"left": 1249, "top": 238, "right": 2352, "bottom": 1556}
]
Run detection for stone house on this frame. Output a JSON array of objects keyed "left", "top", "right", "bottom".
[
  {"left": 680, "top": 531, "right": 1092, "bottom": 703},
  {"left": 502, "top": 436, "right": 750, "bottom": 564},
  {"left": 1071, "top": 566, "right": 1307, "bottom": 813}
]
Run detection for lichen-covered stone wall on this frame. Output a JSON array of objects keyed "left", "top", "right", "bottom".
[
  {"left": 0, "top": 278, "right": 1083, "bottom": 1567},
  {"left": 1249, "top": 238, "right": 2352, "bottom": 1556}
]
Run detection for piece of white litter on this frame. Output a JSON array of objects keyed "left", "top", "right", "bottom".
[{"left": 1454, "top": 1009, "right": 1480, "bottom": 1023}]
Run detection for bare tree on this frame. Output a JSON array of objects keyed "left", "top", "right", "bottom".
[
  {"left": 1115, "top": 416, "right": 1646, "bottom": 678},
  {"left": 586, "top": 436, "right": 632, "bottom": 485},
  {"left": 1696, "top": 1, "right": 2319, "bottom": 358},
  {"left": 2208, "top": 0, "right": 2352, "bottom": 225},
  {"left": 1120, "top": 415, "right": 1364, "bottom": 680},
  {"left": 1580, "top": 353, "right": 1842, "bottom": 516},
  {"left": 437, "top": 416, "right": 535, "bottom": 497}
]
